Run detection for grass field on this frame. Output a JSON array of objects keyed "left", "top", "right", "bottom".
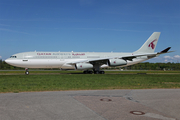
[
  {"left": 0, "top": 70, "right": 180, "bottom": 74},
  {"left": 0, "top": 70, "right": 180, "bottom": 93}
]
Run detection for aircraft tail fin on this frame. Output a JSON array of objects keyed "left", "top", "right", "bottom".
[{"left": 134, "top": 32, "right": 161, "bottom": 54}]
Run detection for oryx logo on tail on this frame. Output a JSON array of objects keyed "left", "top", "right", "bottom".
[{"left": 148, "top": 39, "right": 157, "bottom": 49}]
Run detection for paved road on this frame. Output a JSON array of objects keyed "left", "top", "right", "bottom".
[{"left": 0, "top": 89, "right": 179, "bottom": 120}]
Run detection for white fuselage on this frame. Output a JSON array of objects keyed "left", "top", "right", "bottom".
[
  {"left": 5, "top": 32, "right": 171, "bottom": 74},
  {"left": 5, "top": 51, "right": 149, "bottom": 69}
]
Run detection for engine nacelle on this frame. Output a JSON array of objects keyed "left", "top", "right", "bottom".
[
  {"left": 75, "top": 63, "right": 93, "bottom": 70},
  {"left": 108, "top": 59, "right": 127, "bottom": 67}
]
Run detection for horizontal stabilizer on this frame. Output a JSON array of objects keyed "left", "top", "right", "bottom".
[
  {"left": 159, "top": 47, "right": 171, "bottom": 53},
  {"left": 157, "top": 47, "right": 174, "bottom": 55}
]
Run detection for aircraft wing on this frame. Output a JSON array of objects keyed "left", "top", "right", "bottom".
[
  {"left": 67, "top": 47, "right": 172, "bottom": 65},
  {"left": 118, "top": 53, "right": 157, "bottom": 61},
  {"left": 67, "top": 53, "right": 157, "bottom": 65}
]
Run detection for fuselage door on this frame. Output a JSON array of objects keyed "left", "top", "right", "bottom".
[{"left": 23, "top": 54, "right": 29, "bottom": 61}]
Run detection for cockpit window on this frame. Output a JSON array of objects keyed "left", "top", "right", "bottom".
[{"left": 10, "top": 56, "right": 17, "bottom": 58}]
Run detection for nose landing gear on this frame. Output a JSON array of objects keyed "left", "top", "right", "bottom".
[{"left": 25, "top": 68, "right": 29, "bottom": 75}]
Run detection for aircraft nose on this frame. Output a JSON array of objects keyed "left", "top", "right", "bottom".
[
  {"left": 5, "top": 58, "right": 20, "bottom": 67},
  {"left": 5, "top": 59, "right": 8, "bottom": 63},
  {"left": 5, "top": 58, "right": 12, "bottom": 64}
]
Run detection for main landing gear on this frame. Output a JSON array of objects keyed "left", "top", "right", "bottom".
[
  {"left": 93, "top": 64, "right": 105, "bottom": 74},
  {"left": 83, "top": 70, "right": 93, "bottom": 74},
  {"left": 25, "top": 68, "right": 29, "bottom": 75},
  {"left": 94, "top": 70, "right": 105, "bottom": 74},
  {"left": 83, "top": 70, "right": 105, "bottom": 74},
  {"left": 83, "top": 64, "right": 105, "bottom": 74}
]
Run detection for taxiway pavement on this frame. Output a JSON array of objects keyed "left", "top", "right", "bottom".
[{"left": 0, "top": 89, "right": 179, "bottom": 120}]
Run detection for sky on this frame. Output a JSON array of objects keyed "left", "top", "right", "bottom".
[{"left": 0, "top": 0, "right": 180, "bottom": 63}]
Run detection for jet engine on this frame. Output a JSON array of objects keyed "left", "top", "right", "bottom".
[
  {"left": 108, "top": 59, "right": 127, "bottom": 67},
  {"left": 75, "top": 63, "right": 93, "bottom": 70}
]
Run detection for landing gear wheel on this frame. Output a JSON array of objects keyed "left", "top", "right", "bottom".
[
  {"left": 88, "top": 71, "right": 93, "bottom": 74},
  {"left": 94, "top": 71, "right": 105, "bottom": 74},
  {"left": 94, "top": 71, "right": 99, "bottom": 74},
  {"left": 100, "top": 71, "right": 105, "bottom": 74},
  {"left": 83, "top": 70, "right": 93, "bottom": 74},
  {"left": 83, "top": 71, "right": 88, "bottom": 74},
  {"left": 25, "top": 71, "right": 29, "bottom": 75}
]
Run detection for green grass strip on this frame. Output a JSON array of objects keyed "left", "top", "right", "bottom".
[
  {"left": 0, "top": 70, "right": 180, "bottom": 75},
  {"left": 0, "top": 74, "right": 180, "bottom": 93}
]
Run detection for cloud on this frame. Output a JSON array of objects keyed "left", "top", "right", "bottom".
[
  {"left": 0, "top": 56, "right": 2, "bottom": 59},
  {"left": 163, "top": 55, "right": 180, "bottom": 63},
  {"left": 164, "top": 59, "right": 169, "bottom": 62},
  {"left": 164, "top": 56, "right": 173, "bottom": 59},
  {"left": 164, "top": 56, "right": 173, "bottom": 63},
  {"left": 164, "top": 55, "right": 180, "bottom": 60},
  {"left": 174, "top": 55, "right": 180, "bottom": 59}
]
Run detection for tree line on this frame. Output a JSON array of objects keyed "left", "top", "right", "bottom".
[
  {"left": 0, "top": 59, "right": 180, "bottom": 70},
  {"left": 124, "top": 62, "right": 180, "bottom": 70}
]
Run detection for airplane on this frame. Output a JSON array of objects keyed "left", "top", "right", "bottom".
[{"left": 5, "top": 32, "right": 172, "bottom": 75}]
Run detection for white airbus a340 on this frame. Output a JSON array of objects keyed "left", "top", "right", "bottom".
[{"left": 5, "top": 32, "right": 172, "bottom": 75}]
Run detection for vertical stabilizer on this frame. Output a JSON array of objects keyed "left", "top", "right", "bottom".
[{"left": 134, "top": 32, "right": 161, "bottom": 53}]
